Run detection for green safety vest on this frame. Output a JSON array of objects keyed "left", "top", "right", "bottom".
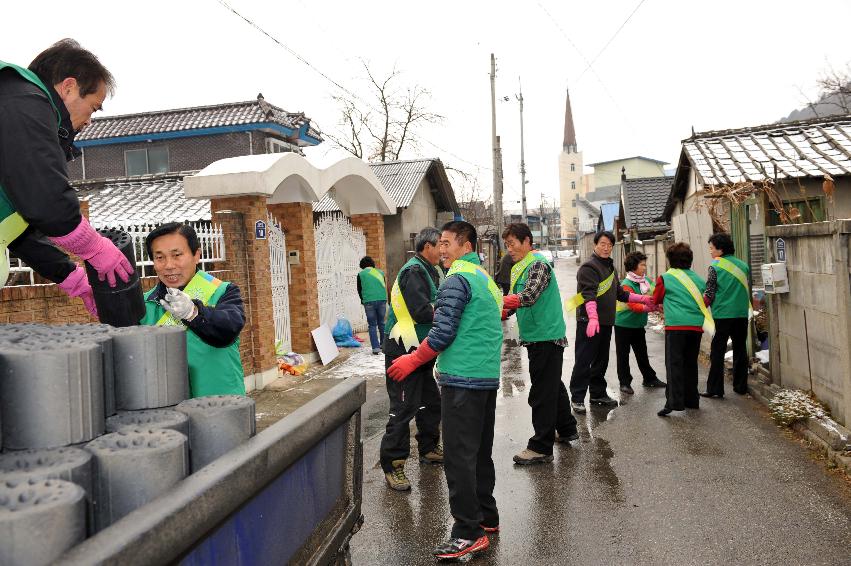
[
  {"left": 660, "top": 269, "right": 708, "bottom": 329},
  {"left": 615, "top": 277, "right": 654, "bottom": 329},
  {"left": 510, "top": 251, "right": 566, "bottom": 342},
  {"left": 140, "top": 270, "right": 245, "bottom": 398},
  {"left": 711, "top": 255, "right": 751, "bottom": 319},
  {"left": 358, "top": 267, "right": 386, "bottom": 303},
  {"left": 385, "top": 255, "right": 438, "bottom": 351},
  {"left": 436, "top": 253, "right": 503, "bottom": 379},
  {"left": 0, "top": 62, "right": 63, "bottom": 286}
]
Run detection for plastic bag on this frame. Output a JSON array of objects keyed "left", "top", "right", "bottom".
[
  {"left": 332, "top": 316, "right": 361, "bottom": 348},
  {"left": 277, "top": 352, "right": 308, "bottom": 376}
]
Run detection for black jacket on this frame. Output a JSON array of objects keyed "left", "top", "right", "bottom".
[
  {"left": 383, "top": 255, "right": 440, "bottom": 358},
  {"left": 147, "top": 279, "right": 246, "bottom": 348},
  {"left": 0, "top": 66, "right": 83, "bottom": 283},
  {"left": 576, "top": 253, "right": 630, "bottom": 326}
]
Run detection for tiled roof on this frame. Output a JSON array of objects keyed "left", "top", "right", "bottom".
[
  {"left": 314, "top": 158, "right": 458, "bottom": 213},
  {"left": 621, "top": 176, "right": 671, "bottom": 234},
  {"left": 75, "top": 174, "right": 210, "bottom": 227},
  {"left": 683, "top": 115, "right": 851, "bottom": 186},
  {"left": 76, "top": 96, "right": 322, "bottom": 143}
]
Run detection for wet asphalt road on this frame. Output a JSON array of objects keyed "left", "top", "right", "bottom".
[{"left": 350, "top": 260, "right": 851, "bottom": 565}]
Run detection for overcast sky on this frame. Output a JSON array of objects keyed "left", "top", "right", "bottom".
[{"left": 7, "top": 0, "right": 851, "bottom": 209}]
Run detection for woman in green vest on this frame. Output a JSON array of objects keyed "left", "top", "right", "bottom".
[
  {"left": 703, "top": 233, "right": 751, "bottom": 397},
  {"left": 357, "top": 256, "right": 387, "bottom": 354},
  {"left": 614, "top": 251, "right": 666, "bottom": 395},
  {"left": 650, "top": 242, "right": 709, "bottom": 417},
  {"left": 140, "top": 223, "right": 246, "bottom": 397}
]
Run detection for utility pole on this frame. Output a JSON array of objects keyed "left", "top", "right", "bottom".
[
  {"left": 517, "top": 78, "right": 527, "bottom": 224},
  {"left": 490, "top": 54, "right": 504, "bottom": 251}
]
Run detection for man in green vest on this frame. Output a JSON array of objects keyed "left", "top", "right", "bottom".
[
  {"left": 501, "top": 223, "right": 578, "bottom": 465},
  {"left": 380, "top": 227, "right": 443, "bottom": 491},
  {"left": 388, "top": 221, "right": 502, "bottom": 561},
  {"left": 140, "top": 223, "right": 246, "bottom": 397},
  {"left": 357, "top": 256, "right": 387, "bottom": 354},
  {"left": 702, "top": 232, "right": 751, "bottom": 397},
  {"left": 0, "top": 40, "right": 132, "bottom": 317}
]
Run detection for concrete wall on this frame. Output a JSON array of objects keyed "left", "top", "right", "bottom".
[
  {"left": 383, "top": 180, "right": 438, "bottom": 284},
  {"left": 766, "top": 220, "right": 851, "bottom": 426}
]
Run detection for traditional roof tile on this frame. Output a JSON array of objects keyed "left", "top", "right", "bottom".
[{"left": 621, "top": 176, "right": 672, "bottom": 234}]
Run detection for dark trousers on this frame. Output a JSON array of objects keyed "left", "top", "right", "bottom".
[
  {"left": 526, "top": 342, "right": 577, "bottom": 455},
  {"left": 570, "top": 323, "right": 613, "bottom": 401},
  {"left": 363, "top": 300, "right": 386, "bottom": 350},
  {"left": 614, "top": 326, "right": 658, "bottom": 386},
  {"left": 442, "top": 386, "right": 498, "bottom": 540},
  {"left": 664, "top": 330, "right": 702, "bottom": 410},
  {"left": 379, "top": 357, "right": 441, "bottom": 472},
  {"left": 707, "top": 317, "right": 749, "bottom": 395}
]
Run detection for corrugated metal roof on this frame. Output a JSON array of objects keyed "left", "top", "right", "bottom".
[
  {"left": 314, "top": 159, "right": 433, "bottom": 212},
  {"left": 621, "top": 176, "right": 671, "bottom": 234},
  {"left": 75, "top": 174, "right": 210, "bottom": 227},
  {"left": 76, "top": 96, "right": 322, "bottom": 142},
  {"left": 683, "top": 116, "right": 851, "bottom": 186}
]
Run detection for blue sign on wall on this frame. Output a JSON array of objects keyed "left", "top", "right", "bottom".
[
  {"left": 255, "top": 220, "right": 267, "bottom": 240},
  {"left": 776, "top": 238, "right": 786, "bottom": 262}
]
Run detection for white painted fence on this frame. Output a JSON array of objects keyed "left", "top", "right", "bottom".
[
  {"left": 267, "top": 214, "right": 292, "bottom": 353},
  {"left": 314, "top": 212, "right": 367, "bottom": 332}
]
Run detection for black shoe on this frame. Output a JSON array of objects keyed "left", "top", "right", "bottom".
[
  {"left": 734, "top": 388, "right": 749, "bottom": 395},
  {"left": 433, "top": 536, "right": 490, "bottom": 560},
  {"left": 555, "top": 431, "right": 579, "bottom": 443},
  {"left": 657, "top": 407, "right": 672, "bottom": 417},
  {"left": 643, "top": 378, "right": 667, "bottom": 388},
  {"left": 589, "top": 395, "right": 618, "bottom": 406},
  {"left": 571, "top": 401, "right": 586, "bottom": 414},
  {"left": 699, "top": 392, "right": 724, "bottom": 399},
  {"left": 685, "top": 404, "right": 700, "bottom": 409},
  {"left": 619, "top": 385, "right": 634, "bottom": 395}
]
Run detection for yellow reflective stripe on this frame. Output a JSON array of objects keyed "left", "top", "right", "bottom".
[
  {"left": 366, "top": 267, "right": 386, "bottom": 289},
  {"left": 509, "top": 251, "right": 537, "bottom": 292},
  {"left": 447, "top": 260, "right": 503, "bottom": 312},
  {"left": 668, "top": 269, "right": 715, "bottom": 336},
  {"left": 714, "top": 257, "right": 753, "bottom": 318},
  {"left": 155, "top": 270, "right": 223, "bottom": 327},
  {"left": 563, "top": 271, "right": 615, "bottom": 316},
  {"left": 387, "top": 278, "right": 420, "bottom": 352},
  {"left": 0, "top": 212, "right": 29, "bottom": 286}
]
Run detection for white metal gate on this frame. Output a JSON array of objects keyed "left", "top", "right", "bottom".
[
  {"left": 314, "top": 212, "right": 368, "bottom": 332},
  {"left": 268, "top": 214, "right": 292, "bottom": 354}
]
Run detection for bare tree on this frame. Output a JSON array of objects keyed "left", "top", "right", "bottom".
[
  {"left": 451, "top": 168, "right": 497, "bottom": 236},
  {"left": 792, "top": 62, "right": 851, "bottom": 121},
  {"left": 327, "top": 61, "right": 444, "bottom": 162}
]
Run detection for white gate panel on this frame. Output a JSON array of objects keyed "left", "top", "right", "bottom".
[
  {"left": 314, "top": 213, "right": 368, "bottom": 332},
  {"left": 268, "top": 214, "right": 292, "bottom": 353}
]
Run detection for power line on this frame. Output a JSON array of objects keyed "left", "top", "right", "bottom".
[
  {"left": 214, "top": 0, "right": 492, "bottom": 172},
  {"left": 577, "top": 0, "right": 648, "bottom": 81}
]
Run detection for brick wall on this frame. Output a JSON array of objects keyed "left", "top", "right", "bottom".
[{"left": 351, "top": 213, "right": 387, "bottom": 271}]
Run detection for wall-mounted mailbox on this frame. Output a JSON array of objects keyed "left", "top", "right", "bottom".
[
  {"left": 761, "top": 262, "right": 789, "bottom": 294},
  {"left": 287, "top": 250, "right": 300, "bottom": 265}
]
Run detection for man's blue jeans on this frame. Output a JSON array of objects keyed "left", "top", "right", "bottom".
[{"left": 363, "top": 300, "right": 387, "bottom": 350}]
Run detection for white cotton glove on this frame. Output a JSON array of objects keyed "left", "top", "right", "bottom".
[{"left": 160, "top": 288, "right": 197, "bottom": 321}]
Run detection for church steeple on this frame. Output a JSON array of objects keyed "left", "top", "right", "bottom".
[{"left": 563, "top": 88, "right": 577, "bottom": 153}]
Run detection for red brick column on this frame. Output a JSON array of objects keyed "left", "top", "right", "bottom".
[
  {"left": 351, "top": 213, "right": 386, "bottom": 271},
  {"left": 267, "top": 202, "right": 319, "bottom": 354},
  {"left": 210, "top": 197, "right": 277, "bottom": 382}
]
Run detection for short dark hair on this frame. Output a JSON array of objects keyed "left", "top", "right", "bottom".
[
  {"left": 624, "top": 251, "right": 647, "bottom": 272},
  {"left": 359, "top": 256, "right": 375, "bottom": 269},
  {"left": 708, "top": 232, "right": 735, "bottom": 256},
  {"left": 502, "top": 223, "right": 533, "bottom": 246},
  {"left": 146, "top": 222, "right": 200, "bottom": 259},
  {"left": 441, "top": 220, "right": 477, "bottom": 249},
  {"left": 666, "top": 242, "right": 693, "bottom": 269},
  {"left": 594, "top": 231, "right": 615, "bottom": 245},
  {"left": 29, "top": 39, "right": 116, "bottom": 97},
  {"left": 414, "top": 227, "right": 440, "bottom": 253}
]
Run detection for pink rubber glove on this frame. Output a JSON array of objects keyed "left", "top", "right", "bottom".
[
  {"left": 58, "top": 267, "right": 98, "bottom": 319},
  {"left": 585, "top": 300, "right": 600, "bottom": 338},
  {"left": 641, "top": 302, "right": 656, "bottom": 313},
  {"left": 49, "top": 217, "right": 133, "bottom": 288},
  {"left": 627, "top": 292, "right": 652, "bottom": 305},
  {"left": 387, "top": 339, "right": 439, "bottom": 382},
  {"left": 503, "top": 294, "right": 521, "bottom": 310}
]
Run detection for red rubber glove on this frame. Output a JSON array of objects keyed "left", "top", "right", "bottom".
[
  {"left": 50, "top": 217, "right": 133, "bottom": 288},
  {"left": 387, "top": 339, "right": 439, "bottom": 382},
  {"left": 503, "top": 294, "right": 521, "bottom": 310},
  {"left": 627, "top": 292, "right": 652, "bottom": 305},
  {"left": 501, "top": 309, "right": 509, "bottom": 321},
  {"left": 585, "top": 300, "right": 600, "bottom": 338},
  {"left": 58, "top": 267, "right": 98, "bottom": 319}
]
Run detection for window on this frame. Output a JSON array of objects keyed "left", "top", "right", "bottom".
[
  {"left": 767, "top": 197, "right": 825, "bottom": 226},
  {"left": 266, "top": 138, "right": 298, "bottom": 154},
  {"left": 124, "top": 146, "right": 169, "bottom": 176},
  {"left": 570, "top": 163, "right": 575, "bottom": 172},
  {"left": 571, "top": 181, "right": 576, "bottom": 190}
]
